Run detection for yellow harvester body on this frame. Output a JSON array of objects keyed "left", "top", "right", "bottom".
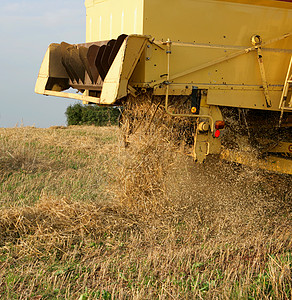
[{"left": 35, "top": 0, "right": 292, "bottom": 174}]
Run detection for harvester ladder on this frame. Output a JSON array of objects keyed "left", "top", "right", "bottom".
[{"left": 279, "top": 56, "right": 292, "bottom": 111}]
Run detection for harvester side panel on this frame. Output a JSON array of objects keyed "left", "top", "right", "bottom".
[
  {"left": 137, "top": 0, "right": 292, "bottom": 111},
  {"left": 143, "top": 0, "right": 292, "bottom": 43},
  {"left": 85, "top": 0, "right": 144, "bottom": 42}
]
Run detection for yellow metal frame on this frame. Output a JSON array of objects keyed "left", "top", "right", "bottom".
[
  {"left": 35, "top": 35, "right": 148, "bottom": 105},
  {"left": 221, "top": 149, "right": 292, "bottom": 175}
]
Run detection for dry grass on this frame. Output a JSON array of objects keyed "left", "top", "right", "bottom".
[
  {"left": 0, "top": 121, "right": 291, "bottom": 299},
  {"left": 0, "top": 126, "right": 118, "bottom": 208}
]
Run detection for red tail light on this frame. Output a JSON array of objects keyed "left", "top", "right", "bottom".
[
  {"left": 214, "top": 129, "right": 221, "bottom": 138},
  {"left": 214, "top": 121, "right": 225, "bottom": 138}
]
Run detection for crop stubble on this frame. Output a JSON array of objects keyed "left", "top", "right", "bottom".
[{"left": 0, "top": 118, "right": 291, "bottom": 299}]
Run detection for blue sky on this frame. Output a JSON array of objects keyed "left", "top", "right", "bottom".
[{"left": 0, "top": 0, "right": 85, "bottom": 127}]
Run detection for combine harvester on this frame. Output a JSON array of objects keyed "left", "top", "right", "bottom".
[{"left": 35, "top": 0, "right": 292, "bottom": 175}]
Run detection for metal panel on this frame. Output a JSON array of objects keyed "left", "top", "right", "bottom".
[
  {"left": 207, "top": 89, "right": 283, "bottom": 110},
  {"left": 139, "top": 0, "right": 292, "bottom": 110},
  {"left": 100, "top": 35, "right": 148, "bottom": 104},
  {"left": 85, "top": 0, "right": 144, "bottom": 42},
  {"left": 217, "top": 0, "right": 292, "bottom": 9},
  {"left": 35, "top": 43, "right": 69, "bottom": 95},
  {"left": 221, "top": 149, "right": 292, "bottom": 175}
]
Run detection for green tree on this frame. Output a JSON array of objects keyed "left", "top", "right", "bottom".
[{"left": 65, "top": 103, "right": 121, "bottom": 126}]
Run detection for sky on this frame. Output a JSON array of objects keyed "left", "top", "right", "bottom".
[{"left": 0, "top": 0, "right": 85, "bottom": 128}]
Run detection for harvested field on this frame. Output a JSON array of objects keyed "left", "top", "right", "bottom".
[{"left": 0, "top": 125, "right": 291, "bottom": 299}]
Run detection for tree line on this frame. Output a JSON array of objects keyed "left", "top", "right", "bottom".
[{"left": 65, "top": 103, "right": 120, "bottom": 126}]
